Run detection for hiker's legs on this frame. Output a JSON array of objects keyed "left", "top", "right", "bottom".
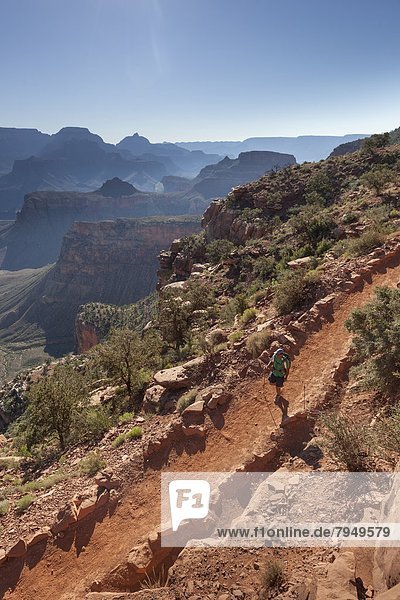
[{"left": 276, "top": 385, "right": 282, "bottom": 397}]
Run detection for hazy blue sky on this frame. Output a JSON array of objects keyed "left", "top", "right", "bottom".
[{"left": 1, "top": 0, "right": 399, "bottom": 142}]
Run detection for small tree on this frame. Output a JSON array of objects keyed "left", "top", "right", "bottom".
[
  {"left": 24, "top": 364, "right": 89, "bottom": 450},
  {"left": 206, "top": 239, "right": 236, "bottom": 264},
  {"left": 359, "top": 165, "right": 395, "bottom": 195},
  {"left": 90, "top": 328, "right": 160, "bottom": 399},
  {"left": 158, "top": 292, "right": 192, "bottom": 355}
]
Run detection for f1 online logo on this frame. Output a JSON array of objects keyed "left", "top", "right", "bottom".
[{"left": 169, "top": 480, "right": 211, "bottom": 531}]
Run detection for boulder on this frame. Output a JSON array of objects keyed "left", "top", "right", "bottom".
[
  {"left": 314, "top": 294, "right": 336, "bottom": 314},
  {"left": 128, "top": 542, "right": 153, "bottom": 573},
  {"left": 6, "top": 538, "right": 27, "bottom": 559},
  {"left": 316, "top": 551, "right": 357, "bottom": 599},
  {"left": 0, "top": 548, "right": 6, "bottom": 566},
  {"left": 26, "top": 527, "right": 50, "bottom": 548},
  {"left": 182, "top": 400, "right": 205, "bottom": 416},
  {"left": 77, "top": 498, "right": 98, "bottom": 521},
  {"left": 153, "top": 366, "right": 190, "bottom": 390},
  {"left": 182, "top": 425, "right": 206, "bottom": 437},
  {"left": 142, "top": 385, "right": 169, "bottom": 412},
  {"left": 287, "top": 256, "right": 314, "bottom": 269},
  {"left": 206, "top": 387, "right": 232, "bottom": 409},
  {"left": 51, "top": 502, "right": 78, "bottom": 535}
]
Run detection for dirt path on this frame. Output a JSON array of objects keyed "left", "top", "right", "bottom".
[{"left": 5, "top": 259, "right": 400, "bottom": 600}]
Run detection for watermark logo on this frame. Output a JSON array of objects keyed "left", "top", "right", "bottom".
[{"left": 169, "top": 479, "right": 211, "bottom": 531}]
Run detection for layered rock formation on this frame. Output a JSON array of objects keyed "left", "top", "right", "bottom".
[
  {"left": 190, "top": 150, "right": 296, "bottom": 199},
  {"left": 0, "top": 183, "right": 208, "bottom": 270},
  {"left": 0, "top": 217, "right": 200, "bottom": 370},
  {"left": 0, "top": 127, "right": 49, "bottom": 175}
]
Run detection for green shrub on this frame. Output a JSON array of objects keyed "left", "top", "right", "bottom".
[
  {"left": 261, "top": 558, "right": 285, "bottom": 590},
  {"left": 214, "top": 342, "right": 228, "bottom": 352},
  {"left": 274, "top": 269, "right": 319, "bottom": 315},
  {"left": 19, "top": 470, "right": 69, "bottom": 493},
  {"left": 360, "top": 164, "right": 395, "bottom": 195},
  {"left": 126, "top": 426, "right": 143, "bottom": 441},
  {"left": 249, "top": 289, "right": 269, "bottom": 305},
  {"left": 315, "top": 239, "right": 332, "bottom": 256},
  {"left": 80, "top": 407, "right": 110, "bottom": 441},
  {"left": 206, "top": 239, "right": 236, "bottom": 264},
  {"left": 322, "top": 413, "right": 373, "bottom": 471},
  {"left": 342, "top": 212, "right": 359, "bottom": 224},
  {"left": 0, "top": 500, "right": 10, "bottom": 516},
  {"left": 374, "top": 404, "right": 400, "bottom": 455},
  {"left": 228, "top": 331, "right": 243, "bottom": 344},
  {"left": 15, "top": 494, "right": 34, "bottom": 514},
  {"left": 347, "top": 228, "right": 386, "bottom": 257},
  {"left": 345, "top": 287, "right": 400, "bottom": 394},
  {"left": 79, "top": 452, "right": 106, "bottom": 476},
  {"left": 119, "top": 412, "right": 135, "bottom": 424},
  {"left": 111, "top": 434, "right": 126, "bottom": 449},
  {"left": 176, "top": 388, "right": 198, "bottom": 414},
  {"left": 252, "top": 256, "right": 276, "bottom": 281},
  {"left": 241, "top": 308, "right": 257, "bottom": 325},
  {"left": 246, "top": 329, "right": 272, "bottom": 357}
]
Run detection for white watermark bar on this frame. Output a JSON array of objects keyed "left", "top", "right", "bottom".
[{"left": 161, "top": 472, "right": 400, "bottom": 547}]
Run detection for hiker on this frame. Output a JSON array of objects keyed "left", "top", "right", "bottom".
[{"left": 267, "top": 348, "right": 291, "bottom": 403}]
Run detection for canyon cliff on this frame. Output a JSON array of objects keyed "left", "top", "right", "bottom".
[{"left": 0, "top": 184, "right": 207, "bottom": 270}]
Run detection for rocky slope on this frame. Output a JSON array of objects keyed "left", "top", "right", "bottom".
[{"left": 0, "top": 181, "right": 208, "bottom": 270}]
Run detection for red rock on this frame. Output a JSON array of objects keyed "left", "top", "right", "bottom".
[
  {"left": 26, "top": 527, "right": 50, "bottom": 548},
  {"left": 7, "top": 538, "right": 27, "bottom": 559}
]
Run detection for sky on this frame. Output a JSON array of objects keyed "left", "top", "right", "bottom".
[{"left": 0, "top": 0, "right": 400, "bottom": 143}]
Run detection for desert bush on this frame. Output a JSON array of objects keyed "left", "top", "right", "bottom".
[
  {"left": 322, "top": 413, "right": 373, "bottom": 471},
  {"left": 241, "top": 308, "right": 257, "bottom": 325},
  {"left": 111, "top": 434, "right": 126, "bottom": 449},
  {"left": 214, "top": 342, "right": 228, "bottom": 352},
  {"left": 126, "top": 426, "right": 143, "bottom": 441},
  {"left": 176, "top": 388, "right": 198, "bottom": 414},
  {"left": 249, "top": 289, "right": 269, "bottom": 305},
  {"left": 362, "top": 132, "right": 390, "bottom": 153},
  {"left": 19, "top": 470, "right": 69, "bottom": 493},
  {"left": 246, "top": 329, "right": 272, "bottom": 357},
  {"left": 79, "top": 452, "right": 106, "bottom": 476},
  {"left": 359, "top": 164, "right": 395, "bottom": 195},
  {"left": 228, "top": 331, "right": 243, "bottom": 344},
  {"left": 206, "top": 239, "right": 236, "bottom": 264},
  {"left": 80, "top": 407, "right": 111, "bottom": 441},
  {"left": 261, "top": 558, "right": 284, "bottom": 591},
  {"left": 119, "top": 412, "right": 135, "bottom": 424},
  {"left": 374, "top": 404, "right": 400, "bottom": 455},
  {"left": 0, "top": 500, "right": 10, "bottom": 516},
  {"left": 346, "top": 228, "right": 386, "bottom": 257},
  {"left": 342, "top": 212, "right": 359, "bottom": 224},
  {"left": 252, "top": 256, "right": 276, "bottom": 282},
  {"left": 345, "top": 287, "right": 400, "bottom": 394},
  {"left": 15, "top": 494, "right": 34, "bottom": 514},
  {"left": 274, "top": 269, "right": 320, "bottom": 315}
]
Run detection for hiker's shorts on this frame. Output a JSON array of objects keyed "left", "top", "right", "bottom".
[{"left": 269, "top": 373, "right": 284, "bottom": 388}]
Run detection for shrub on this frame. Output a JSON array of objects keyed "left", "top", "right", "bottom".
[
  {"left": 345, "top": 287, "right": 400, "bottom": 394},
  {"left": 111, "top": 434, "right": 126, "bottom": 449},
  {"left": 241, "top": 308, "right": 257, "bottom": 325},
  {"left": 0, "top": 500, "right": 10, "bottom": 516},
  {"left": 322, "top": 413, "right": 373, "bottom": 471},
  {"left": 79, "top": 452, "right": 106, "bottom": 476},
  {"left": 252, "top": 256, "right": 276, "bottom": 281},
  {"left": 261, "top": 558, "right": 284, "bottom": 590},
  {"left": 374, "top": 403, "right": 400, "bottom": 455},
  {"left": 359, "top": 165, "right": 395, "bottom": 195},
  {"left": 246, "top": 329, "right": 272, "bottom": 357},
  {"left": 206, "top": 239, "right": 236, "bottom": 264},
  {"left": 342, "top": 212, "right": 359, "bottom": 224},
  {"left": 214, "top": 342, "right": 228, "bottom": 352},
  {"left": 19, "top": 470, "right": 69, "bottom": 493},
  {"left": 80, "top": 407, "right": 110, "bottom": 441},
  {"left": 274, "top": 269, "right": 319, "bottom": 315},
  {"left": 249, "top": 289, "right": 269, "bottom": 305},
  {"left": 119, "top": 412, "right": 135, "bottom": 424},
  {"left": 315, "top": 239, "right": 332, "bottom": 256},
  {"left": 15, "top": 494, "right": 34, "bottom": 514},
  {"left": 176, "top": 388, "right": 198, "bottom": 414},
  {"left": 346, "top": 228, "right": 386, "bottom": 257},
  {"left": 126, "top": 426, "right": 143, "bottom": 441},
  {"left": 228, "top": 331, "right": 243, "bottom": 344}
]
